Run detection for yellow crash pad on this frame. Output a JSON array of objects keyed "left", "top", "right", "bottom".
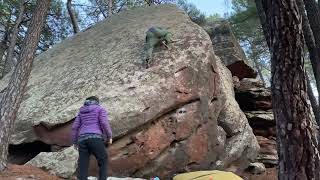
[{"left": 173, "top": 170, "right": 243, "bottom": 180}]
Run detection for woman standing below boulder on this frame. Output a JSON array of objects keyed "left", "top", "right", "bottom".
[{"left": 72, "top": 96, "right": 113, "bottom": 180}]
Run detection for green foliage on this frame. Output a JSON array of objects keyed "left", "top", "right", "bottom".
[
  {"left": 176, "top": 0, "right": 206, "bottom": 25},
  {"left": 206, "top": 13, "right": 222, "bottom": 23},
  {"left": 0, "top": 0, "right": 75, "bottom": 53},
  {"left": 40, "top": 0, "right": 74, "bottom": 49},
  {"left": 0, "top": 0, "right": 20, "bottom": 38},
  {"left": 229, "top": 0, "right": 260, "bottom": 41},
  {"left": 229, "top": 0, "right": 270, "bottom": 85}
]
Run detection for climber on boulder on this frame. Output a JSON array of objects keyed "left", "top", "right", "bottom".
[
  {"left": 145, "top": 26, "right": 176, "bottom": 68},
  {"left": 72, "top": 96, "right": 113, "bottom": 180}
]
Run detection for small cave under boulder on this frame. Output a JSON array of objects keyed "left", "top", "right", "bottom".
[
  {"left": 8, "top": 141, "right": 52, "bottom": 165},
  {"left": 8, "top": 120, "right": 74, "bottom": 165}
]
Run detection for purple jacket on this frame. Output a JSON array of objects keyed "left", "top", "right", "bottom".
[{"left": 72, "top": 104, "right": 112, "bottom": 144}]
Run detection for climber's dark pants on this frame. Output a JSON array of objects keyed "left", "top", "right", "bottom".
[{"left": 78, "top": 138, "right": 108, "bottom": 180}]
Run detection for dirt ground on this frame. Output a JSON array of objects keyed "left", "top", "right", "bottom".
[
  {"left": 0, "top": 164, "right": 277, "bottom": 180},
  {"left": 0, "top": 164, "right": 62, "bottom": 180}
]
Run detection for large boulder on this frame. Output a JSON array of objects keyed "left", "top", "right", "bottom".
[
  {"left": 1, "top": 5, "right": 258, "bottom": 179},
  {"left": 203, "top": 20, "right": 257, "bottom": 80}
]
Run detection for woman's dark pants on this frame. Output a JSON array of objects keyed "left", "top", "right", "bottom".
[{"left": 78, "top": 138, "right": 107, "bottom": 180}]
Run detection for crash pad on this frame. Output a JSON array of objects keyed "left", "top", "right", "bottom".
[{"left": 173, "top": 170, "right": 243, "bottom": 180}]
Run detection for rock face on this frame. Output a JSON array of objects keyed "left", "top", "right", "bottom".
[
  {"left": 245, "top": 111, "right": 275, "bottom": 138},
  {"left": 255, "top": 136, "right": 277, "bottom": 166},
  {"left": 27, "top": 147, "right": 78, "bottom": 179},
  {"left": 235, "top": 78, "right": 272, "bottom": 111},
  {"left": 215, "top": 59, "right": 259, "bottom": 171},
  {"left": 234, "top": 78, "right": 277, "bottom": 167},
  {"left": 203, "top": 20, "right": 257, "bottom": 80},
  {"left": 1, "top": 5, "right": 258, "bottom": 179}
]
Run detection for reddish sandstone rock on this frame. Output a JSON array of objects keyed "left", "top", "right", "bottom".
[
  {"left": 256, "top": 136, "right": 278, "bottom": 166},
  {"left": 186, "top": 125, "right": 209, "bottom": 163}
]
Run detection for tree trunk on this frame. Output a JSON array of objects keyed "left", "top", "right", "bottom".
[
  {"left": 67, "top": 0, "right": 79, "bottom": 34},
  {"left": 297, "top": 0, "right": 320, "bottom": 125},
  {"left": 254, "top": 0, "right": 271, "bottom": 48},
  {"left": 0, "top": 0, "right": 51, "bottom": 171},
  {"left": 261, "top": 0, "right": 320, "bottom": 179},
  {"left": 306, "top": 73, "right": 320, "bottom": 125},
  {"left": 304, "top": 0, "right": 320, "bottom": 45},
  {"left": 2, "top": 2, "right": 26, "bottom": 77},
  {"left": 303, "top": 0, "right": 320, "bottom": 105},
  {"left": 108, "top": 0, "right": 112, "bottom": 16}
]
